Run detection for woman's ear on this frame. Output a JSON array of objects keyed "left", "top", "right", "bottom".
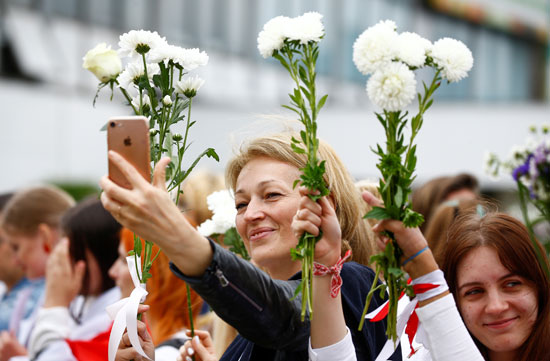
[{"left": 37, "top": 223, "right": 60, "bottom": 254}]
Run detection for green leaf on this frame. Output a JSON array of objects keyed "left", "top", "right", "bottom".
[
  {"left": 395, "top": 186, "right": 404, "bottom": 208},
  {"left": 291, "top": 142, "right": 305, "bottom": 154},
  {"left": 364, "top": 206, "right": 391, "bottom": 220},
  {"left": 402, "top": 208, "right": 424, "bottom": 228},
  {"left": 317, "top": 94, "right": 328, "bottom": 111}
]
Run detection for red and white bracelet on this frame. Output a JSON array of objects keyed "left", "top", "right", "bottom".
[{"left": 312, "top": 249, "right": 352, "bottom": 298}]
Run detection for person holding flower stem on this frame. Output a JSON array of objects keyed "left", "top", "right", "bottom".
[
  {"left": 102, "top": 131, "right": 396, "bottom": 361},
  {"left": 352, "top": 19, "right": 474, "bottom": 343},
  {"left": 84, "top": 30, "right": 216, "bottom": 361}
]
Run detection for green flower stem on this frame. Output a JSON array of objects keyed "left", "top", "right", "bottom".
[
  {"left": 181, "top": 98, "right": 193, "bottom": 163},
  {"left": 358, "top": 265, "right": 382, "bottom": 331},
  {"left": 517, "top": 182, "right": 550, "bottom": 279},
  {"left": 275, "top": 41, "right": 328, "bottom": 321},
  {"left": 114, "top": 80, "right": 139, "bottom": 114},
  {"left": 186, "top": 283, "right": 196, "bottom": 361}
]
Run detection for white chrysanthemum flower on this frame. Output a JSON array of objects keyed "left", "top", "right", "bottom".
[
  {"left": 149, "top": 45, "right": 208, "bottom": 70},
  {"left": 285, "top": 12, "right": 324, "bottom": 44},
  {"left": 148, "top": 44, "right": 184, "bottom": 65},
  {"left": 395, "top": 32, "right": 432, "bottom": 68},
  {"left": 197, "top": 219, "right": 217, "bottom": 237},
  {"left": 177, "top": 48, "right": 209, "bottom": 70},
  {"left": 174, "top": 75, "right": 205, "bottom": 98},
  {"left": 118, "top": 30, "right": 167, "bottom": 58},
  {"left": 257, "top": 16, "right": 291, "bottom": 58},
  {"left": 366, "top": 62, "right": 416, "bottom": 111},
  {"left": 353, "top": 20, "right": 398, "bottom": 75},
  {"left": 430, "top": 37, "right": 473, "bottom": 82},
  {"left": 131, "top": 93, "right": 150, "bottom": 110},
  {"left": 117, "top": 61, "right": 160, "bottom": 90},
  {"left": 197, "top": 190, "right": 237, "bottom": 237}
]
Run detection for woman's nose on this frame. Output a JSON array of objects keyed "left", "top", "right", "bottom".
[
  {"left": 485, "top": 290, "right": 508, "bottom": 314},
  {"left": 243, "top": 198, "right": 265, "bottom": 222}
]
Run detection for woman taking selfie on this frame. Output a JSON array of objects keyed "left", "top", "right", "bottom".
[{"left": 102, "top": 132, "right": 400, "bottom": 361}]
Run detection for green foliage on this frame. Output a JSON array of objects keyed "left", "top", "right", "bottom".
[
  {"left": 272, "top": 38, "right": 328, "bottom": 321},
  {"left": 359, "top": 70, "right": 442, "bottom": 343}
]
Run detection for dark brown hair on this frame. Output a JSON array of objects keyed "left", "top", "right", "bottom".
[
  {"left": 442, "top": 211, "right": 550, "bottom": 361},
  {"left": 424, "top": 198, "right": 480, "bottom": 265},
  {"left": 412, "top": 173, "right": 479, "bottom": 233},
  {"left": 63, "top": 198, "right": 120, "bottom": 295}
]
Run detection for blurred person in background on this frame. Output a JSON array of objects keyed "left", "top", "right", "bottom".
[
  {"left": 28, "top": 198, "right": 121, "bottom": 361},
  {"left": 0, "top": 192, "right": 29, "bottom": 332},
  {"left": 0, "top": 185, "right": 74, "bottom": 360},
  {"left": 423, "top": 198, "right": 482, "bottom": 266},
  {"left": 412, "top": 173, "right": 479, "bottom": 233}
]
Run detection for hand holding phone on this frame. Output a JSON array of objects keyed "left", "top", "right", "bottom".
[{"left": 107, "top": 116, "right": 150, "bottom": 188}]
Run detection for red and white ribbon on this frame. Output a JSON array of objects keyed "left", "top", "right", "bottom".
[
  {"left": 365, "top": 270, "right": 448, "bottom": 361},
  {"left": 313, "top": 250, "right": 352, "bottom": 298},
  {"left": 105, "top": 256, "right": 150, "bottom": 361}
]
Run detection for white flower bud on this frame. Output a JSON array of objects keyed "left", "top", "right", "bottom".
[
  {"left": 163, "top": 95, "right": 172, "bottom": 106},
  {"left": 82, "top": 43, "right": 122, "bottom": 82}
]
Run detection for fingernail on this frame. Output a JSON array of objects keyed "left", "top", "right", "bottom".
[
  {"left": 187, "top": 347, "right": 194, "bottom": 356},
  {"left": 193, "top": 335, "right": 199, "bottom": 343},
  {"left": 186, "top": 356, "right": 192, "bottom": 361}
]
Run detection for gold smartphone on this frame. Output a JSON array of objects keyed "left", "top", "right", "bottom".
[{"left": 107, "top": 116, "right": 150, "bottom": 188}]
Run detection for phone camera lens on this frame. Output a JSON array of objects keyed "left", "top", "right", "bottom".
[{"left": 110, "top": 122, "right": 116, "bottom": 128}]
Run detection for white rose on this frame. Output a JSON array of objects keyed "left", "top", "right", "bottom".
[{"left": 82, "top": 43, "right": 122, "bottom": 82}]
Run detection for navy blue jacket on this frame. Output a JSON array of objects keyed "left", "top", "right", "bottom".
[{"left": 171, "top": 240, "right": 401, "bottom": 361}]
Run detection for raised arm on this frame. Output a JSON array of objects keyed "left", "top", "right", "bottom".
[
  {"left": 100, "top": 152, "right": 212, "bottom": 277},
  {"left": 293, "top": 189, "right": 356, "bottom": 361},
  {"left": 362, "top": 191, "right": 483, "bottom": 361}
]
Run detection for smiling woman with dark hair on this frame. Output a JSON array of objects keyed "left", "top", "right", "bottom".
[{"left": 442, "top": 211, "right": 550, "bottom": 361}]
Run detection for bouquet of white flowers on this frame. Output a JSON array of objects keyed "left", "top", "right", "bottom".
[
  {"left": 352, "top": 20, "right": 473, "bottom": 345},
  {"left": 485, "top": 125, "right": 550, "bottom": 277},
  {"left": 257, "top": 12, "right": 329, "bottom": 321},
  {"left": 84, "top": 30, "right": 218, "bottom": 361},
  {"left": 197, "top": 190, "right": 250, "bottom": 260}
]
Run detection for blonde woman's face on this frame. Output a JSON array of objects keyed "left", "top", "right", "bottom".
[
  {"left": 234, "top": 157, "right": 302, "bottom": 280},
  {"left": 457, "top": 246, "right": 537, "bottom": 358}
]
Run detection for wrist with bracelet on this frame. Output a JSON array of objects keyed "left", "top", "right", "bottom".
[{"left": 313, "top": 250, "right": 352, "bottom": 298}]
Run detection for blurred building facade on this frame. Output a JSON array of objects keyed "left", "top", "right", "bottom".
[{"left": 1, "top": 0, "right": 549, "bottom": 206}]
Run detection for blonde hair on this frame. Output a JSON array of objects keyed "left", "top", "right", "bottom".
[
  {"left": 225, "top": 133, "right": 374, "bottom": 265},
  {"left": 1, "top": 185, "right": 75, "bottom": 235},
  {"left": 179, "top": 170, "right": 225, "bottom": 226}
]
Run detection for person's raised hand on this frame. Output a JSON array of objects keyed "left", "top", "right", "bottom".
[
  {"left": 115, "top": 305, "right": 154, "bottom": 361},
  {"left": 43, "top": 238, "right": 86, "bottom": 308},
  {"left": 0, "top": 331, "right": 27, "bottom": 361},
  {"left": 292, "top": 187, "right": 342, "bottom": 267},
  {"left": 178, "top": 330, "right": 216, "bottom": 361}
]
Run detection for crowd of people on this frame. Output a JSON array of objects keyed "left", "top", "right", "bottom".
[{"left": 0, "top": 131, "right": 548, "bottom": 361}]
